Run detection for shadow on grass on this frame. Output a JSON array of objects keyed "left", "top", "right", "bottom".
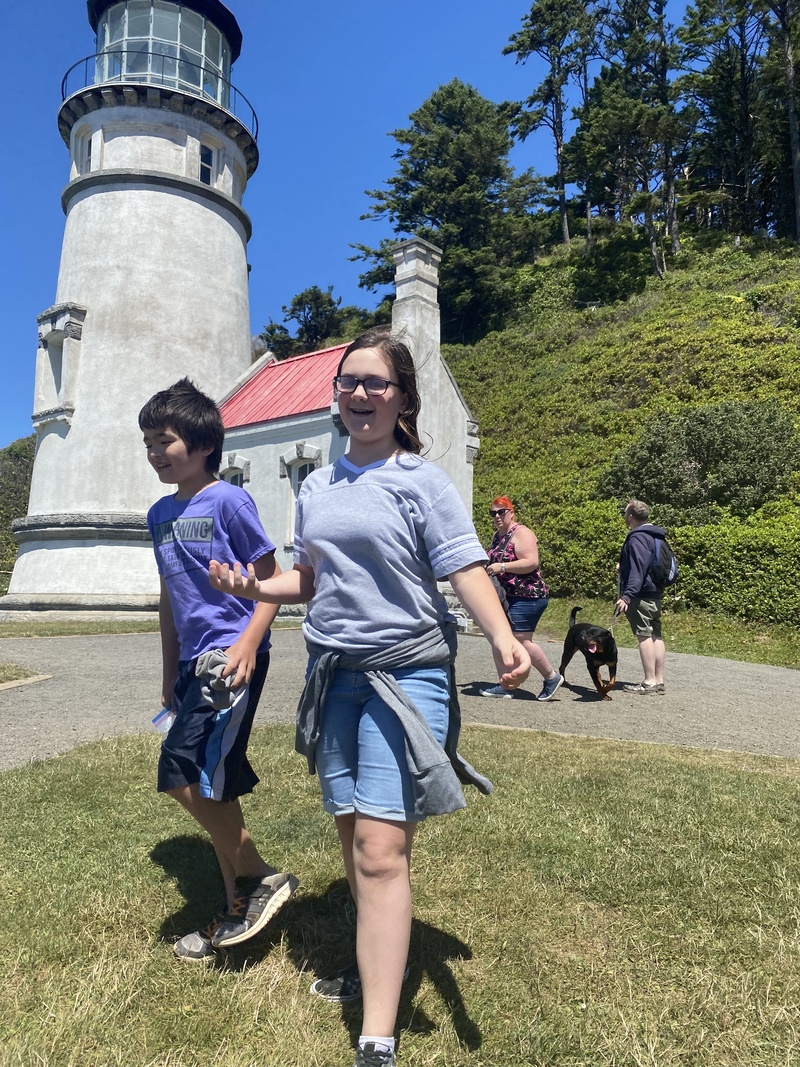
[
  {"left": 150, "top": 837, "right": 481, "bottom": 1051},
  {"left": 150, "top": 834, "right": 225, "bottom": 938}
]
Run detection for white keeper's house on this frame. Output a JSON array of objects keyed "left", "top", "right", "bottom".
[{"left": 218, "top": 238, "right": 480, "bottom": 579}]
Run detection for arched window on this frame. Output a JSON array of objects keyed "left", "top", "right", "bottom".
[
  {"left": 279, "top": 443, "right": 322, "bottom": 546},
  {"left": 220, "top": 453, "right": 249, "bottom": 488}
]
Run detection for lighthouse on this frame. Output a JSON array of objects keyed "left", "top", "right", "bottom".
[{"left": 4, "top": 0, "right": 258, "bottom": 612}]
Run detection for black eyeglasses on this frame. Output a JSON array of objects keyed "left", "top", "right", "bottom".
[
  {"left": 489, "top": 508, "right": 510, "bottom": 517},
  {"left": 333, "top": 375, "right": 400, "bottom": 396}
]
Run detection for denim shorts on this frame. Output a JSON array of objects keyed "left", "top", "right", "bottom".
[
  {"left": 507, "top": 595, "right": 549, "bottom": 633},
  {"left": 314, "top": 663, "right": 450, "bottom": 823}
]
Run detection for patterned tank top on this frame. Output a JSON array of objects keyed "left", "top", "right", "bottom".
[{"left": 487, "top": 523, "right": 549, "bottom": 600}]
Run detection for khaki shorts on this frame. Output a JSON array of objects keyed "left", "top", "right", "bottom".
[{"left": 627, "top": 597, "right": 662, "bottom": 640}]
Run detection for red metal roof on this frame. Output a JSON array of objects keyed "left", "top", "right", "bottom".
[{"left": 221, "top": 344, "right": 347, "bottom": 429}]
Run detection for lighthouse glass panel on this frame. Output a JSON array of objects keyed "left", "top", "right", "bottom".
[{"left": 96, "top": 2, "right": 232, "bottom": 109}]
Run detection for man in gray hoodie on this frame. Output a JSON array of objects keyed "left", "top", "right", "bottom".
[{"left": 616, "top": 499, "right": 668, "bottom": 696}]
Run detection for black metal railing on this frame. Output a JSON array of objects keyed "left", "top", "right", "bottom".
[{"left": 61, "top": 49, "right": 258, "bottom": 139}]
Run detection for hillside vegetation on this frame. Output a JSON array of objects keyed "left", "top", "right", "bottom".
[
  {"left": 0, "top": 435, "right": 34, "bottom": 576},
  {"left": 446, "top": 235, "right": 800, "bottom": 626}
]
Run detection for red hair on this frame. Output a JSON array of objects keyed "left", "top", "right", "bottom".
[{"left": 492, "top": 496, "right": 514, "bottom": 511}]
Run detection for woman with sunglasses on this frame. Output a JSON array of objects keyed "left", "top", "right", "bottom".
[
  {"left": 481, "top": 496, "right": 563, "bottom": 701},
  {"left": 209, "top": 327, "right": 530, "bottom": 1067}
]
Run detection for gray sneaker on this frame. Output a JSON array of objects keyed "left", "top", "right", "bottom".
[
  {"left": 211, "top": 872, "right": 299, "bottom": 948},
  {"left": 656, "top": 682, "right": 666, "bottom": 695},
  {"left": 173, "top": 915, "right": 224, "bottom": 962},
  {"left": 480, "top": 684, "right": 515, "bottom": 699},
  {"left": 624, "top": 681, "right": 658, "bottom": 695},
  {"left": 354, "top": 1044, "right": 396, "bottom": 1067},
  {"left": 310, "top": 961, "right": 410, "bottom": 1003},
  {"left": 537, "top": 672, "right": 564, "bottom": 701}
]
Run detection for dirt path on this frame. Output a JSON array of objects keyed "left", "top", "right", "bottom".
[{"left": 0, "top": 628, "right": 798, "bottom": 772}]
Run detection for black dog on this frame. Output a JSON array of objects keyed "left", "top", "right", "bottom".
[{"left": 559, "top": 606, "right": 618, "bottom": 700}]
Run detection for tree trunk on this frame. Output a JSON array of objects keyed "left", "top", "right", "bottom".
[
  {"left": 664, "top": 149, "right": 680, "bottom": 254},
  {"left": 554, "top": 94, "right": 571, "bottom": 245},
  {"left": 643, "top": 204, "right": 666, "bottom": 279}
]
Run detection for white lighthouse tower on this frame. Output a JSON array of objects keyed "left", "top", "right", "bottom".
[{"left": 3, "top": 0, "right": 258, "bottom": 612}]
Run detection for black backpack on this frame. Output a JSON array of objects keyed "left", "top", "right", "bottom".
[{"left": 649, "top": 536, "right": 678, "bottom": 588}]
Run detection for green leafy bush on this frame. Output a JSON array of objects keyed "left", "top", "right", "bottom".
[
  {"left": 599, "top": 400, "right": 800, "bottom": 525},
  {"left": 673, "top": 507, "right": 800, "bottom": 624}
]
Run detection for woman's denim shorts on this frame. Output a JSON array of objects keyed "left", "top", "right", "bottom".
[
  {"left": 314, "top": 663, "right": 450, "bottom": 823},
  {"left": 507, "top": 595, "right": 549, "bottom": 633}
]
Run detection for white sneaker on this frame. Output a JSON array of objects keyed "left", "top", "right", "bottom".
[{"left": 480, "top": 684, "right": 515, "bottom": 698}]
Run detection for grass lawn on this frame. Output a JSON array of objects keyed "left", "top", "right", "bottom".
[
  {"left": 535, "top": 598, "right": 800, "bottom": 670},
  {"left": 0, "top": 663, "right": 36, "bottom": 684},
  {"left": 2, "top": 725, "right": 800, "bottom": 1066}
]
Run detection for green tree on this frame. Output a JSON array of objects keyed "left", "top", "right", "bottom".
[
  {"left": 258, "top": 320, "right": 295, "bottom": 360},
  {"left": 0, "top": 435, "right": 35, "bottom": 572},
  {"left": 570, "top": 0, "right": 686, "bottom": 271},
  {"left": 354, "top": 79, "right": 544, "bottom": 344},
  {"left": 282, "top": 285, "right": 343, "bottom": 352},
  {"left": 259, "top": 287, "right": 389, "bottom": 360},
  {"left": 505, "top": 0, "right": 600, "bottom": 246},
  {"left": 678, "top": 0, "right": 767, "bottom": 234},
  {"left": 760, "top": 0, "right": 800, "bottom": 240}
]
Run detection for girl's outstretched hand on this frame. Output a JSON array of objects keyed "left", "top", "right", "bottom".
[
  {"left": 492, "top": 638, "right": 531, "bottom": 691},
  {"left": 209, "top": 559, "right": 260, "bottom": 601}
]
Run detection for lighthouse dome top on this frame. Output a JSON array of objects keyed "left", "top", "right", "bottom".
[{"left": 87, "top": 0, "right": 243, "bottom": 63}]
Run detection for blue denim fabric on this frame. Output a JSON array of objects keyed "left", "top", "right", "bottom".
[
  {"left": 507, "top": 595, "right": 549, "bottom": 633},
  {"left": 314, "top": 663, "right": 450, "bottom": 821}
]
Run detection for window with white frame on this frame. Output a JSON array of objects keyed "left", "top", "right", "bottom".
[
  {"left": 287, "top": 461, "right": 314, "bottom": 544},
  {"left": 74, "top": 128, "right": 93, "bottom": 175},
  {"left": 199, "top": 144, "right": 214, "bottom": 185},
  {"left": 96, "top": 1, "right": 232, "bottom": 106},
  {"left": 220, "top": 453, "right": 249, "bottom": 488}
]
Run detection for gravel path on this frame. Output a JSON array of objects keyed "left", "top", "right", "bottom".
[{"left": 0, "top": 628, "right": 797, "bottom": 772}]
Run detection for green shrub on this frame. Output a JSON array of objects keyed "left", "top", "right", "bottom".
[
  {"left": 673, "top": 507, "right": 800, "bottom": 624},
  {"left": 599, "top": 400, "right": 800, "bottom": 525}
]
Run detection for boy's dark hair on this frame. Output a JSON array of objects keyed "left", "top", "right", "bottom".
[{"left": 138, "top": 378, "right": 224, "bottom": 474}]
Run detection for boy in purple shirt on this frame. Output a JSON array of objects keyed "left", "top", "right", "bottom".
[{"left": 139, "top": 378, "right": 297, "bottom": 961}]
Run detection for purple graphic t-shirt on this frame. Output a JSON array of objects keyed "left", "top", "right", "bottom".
[{"left": 147, "top": 480, "right": 275, "bottom": 661}]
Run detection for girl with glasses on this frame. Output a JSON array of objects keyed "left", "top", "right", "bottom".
[
  {"left": 209, "top": 327, "right": 530, "bottom": 1067},
  {"left": 481, "top": 496, "right": 563, "bottom": 701}
]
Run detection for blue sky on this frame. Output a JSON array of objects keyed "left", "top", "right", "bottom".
[{"left": 0, "top": 0, "right": 687, "bottom": 448}]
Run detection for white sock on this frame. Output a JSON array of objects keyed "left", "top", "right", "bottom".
[{"left": 359, "top": 1036, "right": 396, "bottom": 1054}]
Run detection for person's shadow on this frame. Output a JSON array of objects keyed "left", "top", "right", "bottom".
[
  {"left": 150, "top": 838, "right": 481, "bottom": 1052},
  {"left": 459, "top": 681, "right": 538, "bottom": 700}
]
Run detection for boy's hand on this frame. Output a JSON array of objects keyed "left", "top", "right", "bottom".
[{"left": 209, "top": 559, "right": 260, "bottom": 600}]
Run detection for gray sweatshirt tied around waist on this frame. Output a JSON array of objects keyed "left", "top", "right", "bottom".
[{"left": 295, "top": 622, "right": 493, "bottom": 818}]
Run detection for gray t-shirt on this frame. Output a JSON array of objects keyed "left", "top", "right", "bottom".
[{"left": 294, "top": 452, "right": 486, "bottom": 652}]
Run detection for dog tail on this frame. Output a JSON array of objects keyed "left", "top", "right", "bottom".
[{"left": 569, "top": 606, "right": 582, "bottom": 627}]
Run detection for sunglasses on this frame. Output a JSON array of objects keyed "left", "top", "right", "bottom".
[{"left": 489, "top": 508, "right": 510, "bottom": 517}]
